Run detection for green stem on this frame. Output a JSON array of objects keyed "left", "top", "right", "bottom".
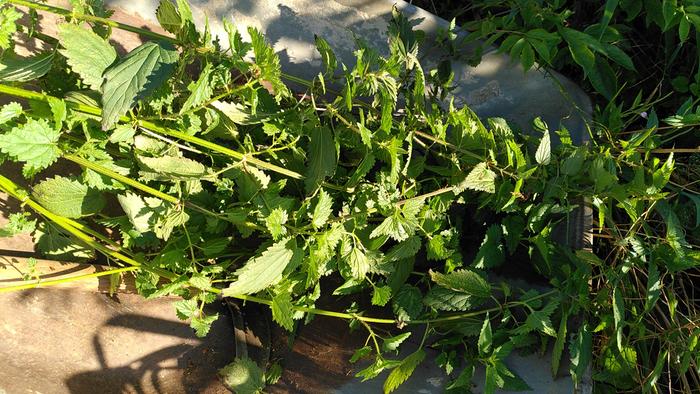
[
  {"left": 64, "top": 154, "right": 264, "bottom": 231},
  {"left": 136, "top": 118, "right": 304, "bottom": 180},
  {"left": 0, "top": 172, "right": 558, "bottom": 326},
  {"left": 410, "top": 289, "right": 558, "bottom": 324},
  {"left": 220, "top": 292, "right": 397, "bottom": 324},
  {"left": 357, "top": 317, "right": 383, "bottom": 354},
  {"left": 65, "top": 154, "right": 178, "bottom": 204},
  {"left": 0, "top": 84, "right": 304, "bottom": 180},
  {"left": 8, "top": 0, "right": 176, "bottom": 43},
  {"left": 0, "top": 175, "right": 176, "bottom": 280},
  {"left": 0, "top": 266, "right": 138, "bottom": 293}
]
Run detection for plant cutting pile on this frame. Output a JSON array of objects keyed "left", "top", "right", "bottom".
[{"left": 0, "top": 0, "right": 699, "bottom": 393}]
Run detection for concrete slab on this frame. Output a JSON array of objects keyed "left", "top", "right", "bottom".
[{"left": 0, "top": 288, "right": 233, "bottom": 394}]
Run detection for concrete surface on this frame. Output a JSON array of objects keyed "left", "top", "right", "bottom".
[{"left": 0, "top": 288, "right": 234, "bottom": 394}]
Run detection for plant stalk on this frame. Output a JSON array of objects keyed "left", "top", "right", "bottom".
[
  {"left": 0, "top": 175, "right": 176, "bottom": 280},
  {"left": 9, "top": 0, "right": 175, "bottom": 42},
  {"left": 0, "top": 266, "right": 138, "bottom": 293},
  {"left": 0, "top": 84, "right": 304, "bottom": 180}
]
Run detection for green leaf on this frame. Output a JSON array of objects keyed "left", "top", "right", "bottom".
[
  {"left": 32, "top": 176, "right": 105, "bottom": 219},
  {"left": 180, "top": 63, "right": 214, "bottom": 114},
  {"left": 34, "top": 222, "right": 93, "bottom": 261},
  {"left": 512, "top": 299, "right": 559, "bottom": 337},
  {"left": 455, "top": 162, "right": 497, "bottom": 194},
  {"left": 662, "top": 0, "right": 678, "bottom": 31},
  {"left": 570, "top": 324, "right": 592, "bottom": 385},
  {"left": 613, "top": 285, "right": 624, "bottom": 350},
  {"left": 562, "top": 30, "right": 595, "bottom": 71},
  {"left": 191, "top": 313, "right": 218, "bottom": 337},
  {"left": 175, "top": 0, "right": 194, "bottom": 26},
  {"left": 561, "top": 147, "right": 586, "bottom": 175},
  {"left": 248, "top": 26, "right": 288, "bottom": 97},
  {"left": 427, "top": 234, "right": 452, "bottom": 261},
  {"left": 146, "top": 277, "right": 187, "bottom": 299},
  {"left": 314, "top": 35, "right": 337, "bottom": 75},
  {"left": 652, "top": 152, "right": 674, "bottom": 190},
  {"left": 372, "top": 285, "right": 392, "bottom": 306},
  {"left": 350, "top": 346, "right": 373, "bottom": 363},
  {"left": 211, "top": 100, "right": 270, "bottom": 124},
  {"left": 0, "top": 212, "right": 35, "bottom": 237},
  {"left": 599, "top": 0, "right": 619, "bottom": 38},
  {"left": 370, "top": 213, "right": 417, "bottom": 242},
  {"left": 645, "top": 261, "right": 661, "bottom": 312},
  {"left": 392, "top": 284, "right": 423, "bottom": 322},
  {"left": 271, "top": 291, "right": 295, "bottom": 331},
  {"left": 679, "top": 16, "right": 690, "bottom": 41},
  {"left": 174, "top": 298, "right": 198, "bottom": 319},
  {"left": 429, "top": 269, "right": 491, "bottom": 298},
  {"left": 551, "top": 310, "right": 569, "bottom": 377},
  {"left": 101, "top": 41, "right": 178, "bottom": 129},
  {"left": 188, "top": 273, "right": 212, "bottom": 290},
  {"left": 0, "top": 102, "right": 22, "bottom": 124},
  {"left": 109, "top": 124, "right": 136, "bottom": 144},
  {"left": 117, "top": 192, "right": 165, "bottom": 233},
  {"left": 656, "top": 200, "right": 690, "bottom": 257},
  {"left": 223, "top": 19, "right": 252, "bottom": 60},
  {"left": 446, "top": 363, "right": 475, "bottom": 391},
  {"left": 602, "top": 43, "right": 635, "bottom": 70},
  {"left": 48, "top": 97, "right": 66, "bottom": 130},
  {"left": 137, "top": 155, "right": 209, "bottom": 180},
  {"left": 501, "top": 215, "right": 525, "bottom": 253},
  {"left": 382, "top": 332, "right": 411, "bottom": 352},
  {"left": 484, "top": 364, "right": 499, "bottom": 394},
  {"left": 305, "top": 126, "right": 337, "bottom": 193},
  {"left": 0, "top": 52, "right": 54, "bottom": 82},
  {"left": 57, "top": 23, "right": 117, "bottom": 90},
  {"left": 424, "top": 286, "right": 485, "bottom": 311},
  {"left": 519, "top": 42, "right": 535, "bottom": 71},
  {"left": 219, "top": 357, "right": 265, "bottom": 394},
  {"left": 342, "top": 241, "right": 371, "bottom": 279},
  {"left": 588, "top": 57, "right": 617, "bottom": 99},
  {"left": 153, "top": 208, "right": 189, "bottom": 240},
  {"left": 357, "top": 357, "right": 399, "bottom": 382},
  {"left": 496, "top": 361, "right": 532, "bottom": 391},
  {"left": 346, "top": 152, "right": 375, "bottom": 188},
  {"left": 472, "top": 224, "right": 505, "bottom": 269},
  {"left": 535, "top": 130, "right": 551, "bottom": 165},
  {"left": 0, "top": 118, "right": 61, "bottom": 171},
  {"left": 0, "top": 6, "right": 21, "bottom": 49},
  {"left": 643, "top": 349, "right": 668, "bottom": 391},
  {"left": 156, "top": 0, "right": 182, "bottom": 35},
  {"left": 223, "top": 238, "right": 297, "bottom": 295},
  {"left": 385, "top": 235, "right": 421, "bottom": 262},
  {"left": 478, "top": 314, "right": 492, "bottom": 355},
  {"left": 412, "top": 61, "right": 426, "bottom": 106},
  {"left": 383, "top": 350, "right": 425, "bottom": 394},
  {"left": 265, "top": 207, "right": 288, "bottom": 240},
  {"left": 311, "top": 188, "right": 333, "bottom": 228}
]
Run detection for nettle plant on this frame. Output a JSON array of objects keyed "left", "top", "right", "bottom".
[{"left": 0, "top": 0, "right": 698, "bottom": 393}]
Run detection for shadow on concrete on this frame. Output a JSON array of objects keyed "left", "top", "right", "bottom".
[{"left": 64, "top": 304, "right": 234, "bottom": 394}]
